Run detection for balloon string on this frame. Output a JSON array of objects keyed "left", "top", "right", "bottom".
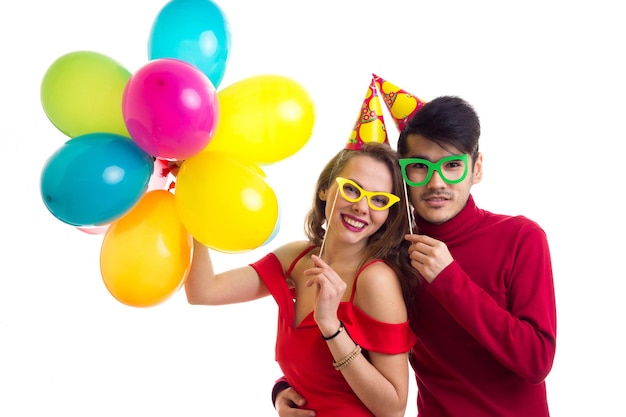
[
  {"left": 318, "top": 188, "right": 339, "bottom": 261},
  {"left": 403, "top": 180, "right": 414, "bottom": 234}
]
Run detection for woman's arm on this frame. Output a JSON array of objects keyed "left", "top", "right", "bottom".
[
  {"left": 184, "top": 238, "right": 271, "bottom": 305},
  {"left": 306, "top": 256, "right": 410, "bottom": 417}
]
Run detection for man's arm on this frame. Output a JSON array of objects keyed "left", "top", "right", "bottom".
[
  {"left": 272, "top": 378, "right": 315, "bottom": 417},
  {"left": 415, "top": 221, "right": 557, "bottom": 382}
]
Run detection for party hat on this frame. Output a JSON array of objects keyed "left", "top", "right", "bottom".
[
  {"left": 373, "top": 74, "right": 426, "bottom": 131},
  {"left": 345, "top": 78, "right": 389, "bottom": 150}
]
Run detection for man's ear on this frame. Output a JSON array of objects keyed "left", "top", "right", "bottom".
[{"left": 472, "top": 152, "right": 483, "bottom": 184}]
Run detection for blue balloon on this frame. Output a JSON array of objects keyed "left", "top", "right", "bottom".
[
  {"left": 148, "top": 0, "right": 231, "bottom": 89},
  {"left": 40, "top": 133, "right": 154, "bottom": 227}
]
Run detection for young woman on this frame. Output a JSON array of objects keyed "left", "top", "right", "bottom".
[{"left": 185, "top": 143, "right": 418, "bottom": 417}]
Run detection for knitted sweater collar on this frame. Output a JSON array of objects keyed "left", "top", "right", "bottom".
[{"left": 414, "top": 195, "right": 483, "bottom": 242}]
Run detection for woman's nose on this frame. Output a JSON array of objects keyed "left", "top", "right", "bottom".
[{"left": 352, "top": 196, "right": 370, "bottom": 213}]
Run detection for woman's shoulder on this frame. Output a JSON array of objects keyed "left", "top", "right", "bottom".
[
  {"left": 359, "top": 259, "right": 398, "bottom": 284},
  {"left": 354, "top": 260, "right": 407, "bottom": 323}
]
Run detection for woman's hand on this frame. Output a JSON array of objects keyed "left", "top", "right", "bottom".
[
  {"left": 304, "top": 254, "right": 346, "bottom": 335},
  {"left": 166, "top": 160, "right": 182, "bottom": 177}
]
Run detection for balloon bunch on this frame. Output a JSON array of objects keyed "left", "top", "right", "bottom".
[{"left": 39, "top": 0, "right": 315, "bottom": 308}]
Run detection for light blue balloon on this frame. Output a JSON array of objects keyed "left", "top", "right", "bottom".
[
  {"left": 40, "top": 133, "right": 154, "bottom": 227},
  {"left": 262, "top": 198, "right": 282, "bottom": 246},
  {"left": 148, "top": 0, "right": 231, "bottom": 89}
]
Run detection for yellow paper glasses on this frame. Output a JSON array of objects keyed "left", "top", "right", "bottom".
[{"left": 335, "top": 177, "right": 399, "bottom": 211}]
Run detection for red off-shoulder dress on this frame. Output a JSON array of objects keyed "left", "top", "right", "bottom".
[{"left": 250, "top": 246, "right": 416, "bottom": 416}]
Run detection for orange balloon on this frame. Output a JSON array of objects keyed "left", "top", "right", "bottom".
[{"left": 100, "top": 190, "right": 192, "bottom": 307}]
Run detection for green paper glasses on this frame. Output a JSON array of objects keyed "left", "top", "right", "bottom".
[
  {"left": 399, "top": 154, "right": 469, "bottom": 187},
  {"left": 335, "top": 177, "right": 400, "bottom": 211}
]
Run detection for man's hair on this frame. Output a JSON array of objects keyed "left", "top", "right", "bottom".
[{"left": 397, "top": 96, "right": 481, "bottom": 161}]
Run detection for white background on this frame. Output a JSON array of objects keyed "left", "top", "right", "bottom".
[{"left": 1, "top": 1, "right": 625, "bottom": 416}]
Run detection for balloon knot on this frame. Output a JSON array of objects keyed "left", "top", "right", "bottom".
[{"left": 160, "top": 166, "right": 172, "bottom": 177}]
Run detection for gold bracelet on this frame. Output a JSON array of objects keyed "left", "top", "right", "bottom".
[{"left": 333, "top": 344, "right": 362, "bottom": 371}]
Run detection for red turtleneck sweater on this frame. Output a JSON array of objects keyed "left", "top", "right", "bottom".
[{"left": 410, "top": 195, "right": 556, "bottom": 416}]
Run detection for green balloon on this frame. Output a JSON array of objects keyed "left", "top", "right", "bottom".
[{"left": 40, "top": 51, "right": 131, "bottom": 138}]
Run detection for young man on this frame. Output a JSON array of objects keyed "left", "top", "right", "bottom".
[{"left": 273, "top": 95, "right": 557, "bottom": 417}]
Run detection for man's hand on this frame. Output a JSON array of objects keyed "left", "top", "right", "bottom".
[
  {"left": 405, "top": 233, "right": 454, "bottom": 283},
  {"left": 275, "top": 387, "right": 315, "bottom": 417}
]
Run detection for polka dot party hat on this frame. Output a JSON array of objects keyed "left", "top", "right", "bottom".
[
  {"left": 345, "top": 78, "right": 389, "bottom": 150},
  {"left": 372, "top": 73, "right": 427, "bottom": 132}
]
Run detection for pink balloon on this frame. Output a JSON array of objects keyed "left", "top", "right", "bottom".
[
  {"left": 122, "top": 58, "right": 219, "bottom": 160},
  {"left": 77, "top": 224, "right": 110, "bottom": 235}
]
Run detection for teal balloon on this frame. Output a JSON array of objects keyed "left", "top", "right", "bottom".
[
  {"left": 148, "top": 0, "right": 231, "bottom": 88},
  {"left": 40, "top": 133, "right": 154, "bottom": 227}
]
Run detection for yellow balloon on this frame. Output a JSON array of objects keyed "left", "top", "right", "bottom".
[
  {"left": 175, "top": 151, "right": 279, "bottom": 252},
  {"left": 203, "top": 74, "right": 315, "bottom": 165},
  {"left": 100, "top": 190, "right": 192, "bottom": 307},
  {"left": 41, "top": 51, "right": 131, "bottom": 138}
]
